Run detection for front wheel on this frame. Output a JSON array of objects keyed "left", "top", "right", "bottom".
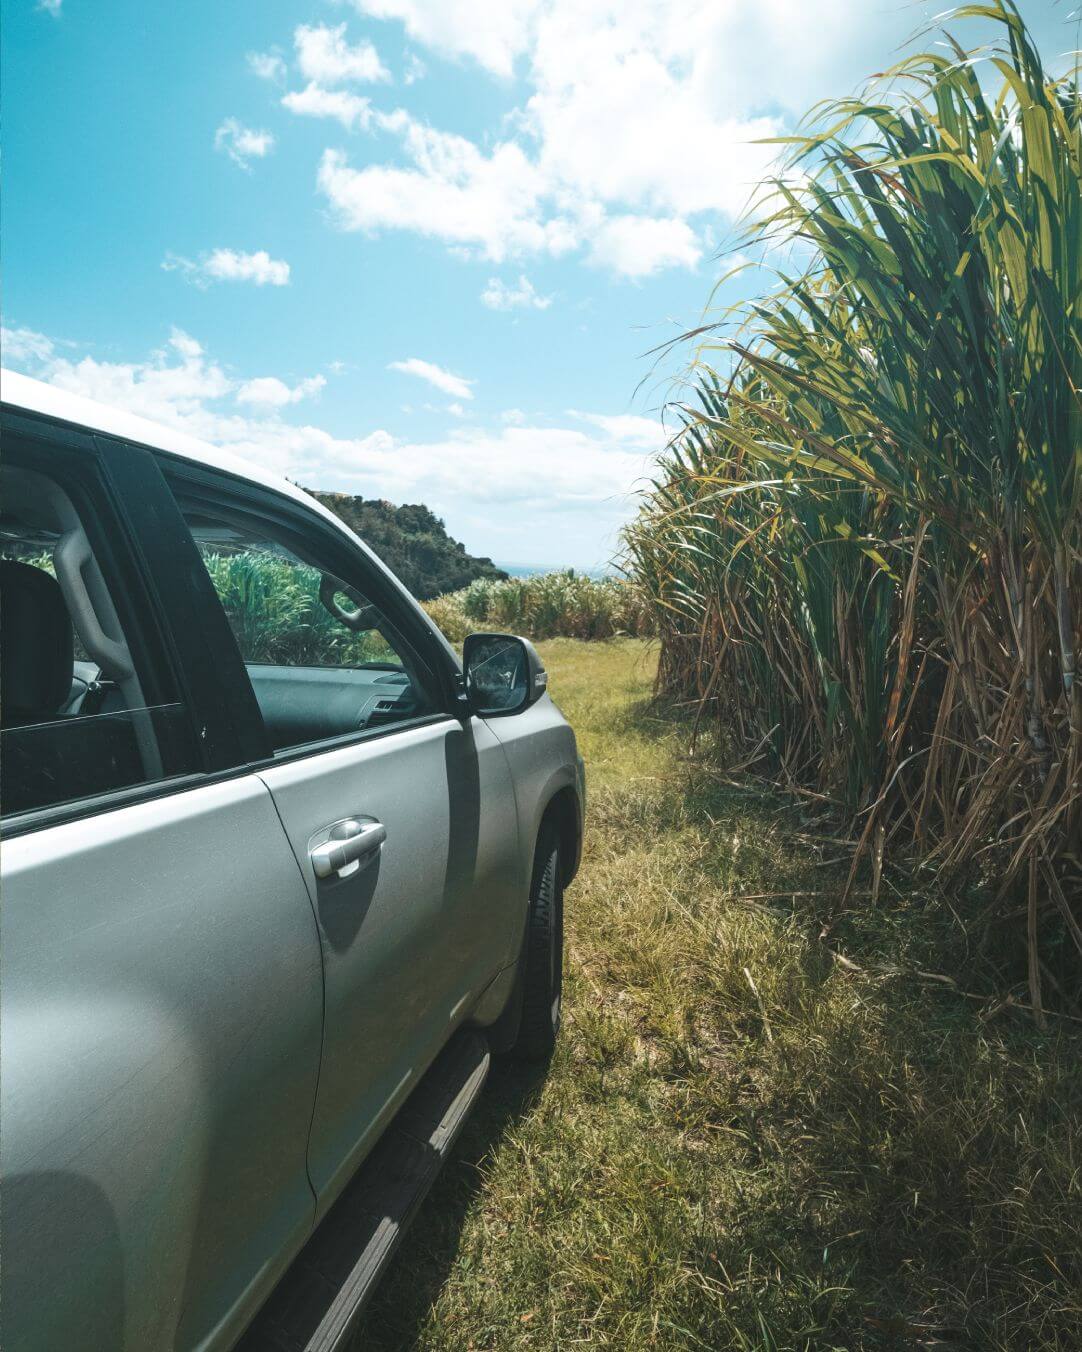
[{"left": 513, "top": 824, "right": 564, "bottom": 1061}]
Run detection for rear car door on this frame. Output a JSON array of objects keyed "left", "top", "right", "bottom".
[
  {"left": 164, "top": 463, "right": 523, "bottom": 1214},
  {"left": 0, "top": 416, "right": 324, "bottom": 1352}
]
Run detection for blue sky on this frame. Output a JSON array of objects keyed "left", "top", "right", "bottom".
[{"left": 2, "top": 0, "right": 1074, "bottom": 568}]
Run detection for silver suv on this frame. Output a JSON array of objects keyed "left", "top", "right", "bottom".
[{"left": 0, "top": 370, "right": 584, "bottom": 1352}]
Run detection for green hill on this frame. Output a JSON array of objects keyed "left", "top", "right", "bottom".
[{"left": 306, "top": 490, "right": 507, "bottom": 600}]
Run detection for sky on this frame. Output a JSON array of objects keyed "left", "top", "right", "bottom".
[{"left": 2, "top": 0, "right": 1076, "bottom": 569}]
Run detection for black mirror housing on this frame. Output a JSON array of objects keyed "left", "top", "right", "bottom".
[{"left": 462, "top": 632, "right": 548, "bottom": 717}]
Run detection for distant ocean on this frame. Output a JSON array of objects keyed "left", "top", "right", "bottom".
[{"left": 495, "top": 562, "right": 616, "bottom": 581}]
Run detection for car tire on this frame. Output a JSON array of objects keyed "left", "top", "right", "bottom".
[{"left": 513, "top": 823, "right": 564, "bottom": 1061}]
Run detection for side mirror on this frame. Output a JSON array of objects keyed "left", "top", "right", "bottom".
[{"left": 462, "top": 632, "right": 548, "bottom": 717}]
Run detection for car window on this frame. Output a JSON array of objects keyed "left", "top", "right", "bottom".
[
  {"left": 179, "top": 503, "right": 440, "bottom": 753},
  {"left": 0, "top": 457, "right": 202, "bottom": 818}
]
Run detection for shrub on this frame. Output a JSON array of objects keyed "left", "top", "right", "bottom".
[
  {"left": 421, "top": 592, "right": 472, "bottom": 644},
  {"left": 426, "top": 571, "right": 653, "bottom": 644},
  {"left": 201, "top": 551, "right": 396, "bottom": 666}
]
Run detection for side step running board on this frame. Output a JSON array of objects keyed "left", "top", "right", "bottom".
[{"left": 237, "top": 1031, "right": 490, "bottom": 1352}]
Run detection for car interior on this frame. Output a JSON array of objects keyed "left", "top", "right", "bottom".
[{"left": 0, "top": 463, "right": 169, "bottom": 813}]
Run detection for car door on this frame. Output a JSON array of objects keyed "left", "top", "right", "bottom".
[
  {"left": 163, "top": 463, "right": 523, "bottom": 1214},
  {"left": 0, "top": 419, "right": 324, "bottom": 1352}
]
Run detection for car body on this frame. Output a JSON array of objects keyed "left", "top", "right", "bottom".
[{"left": 0, "top": 369, "right": 584, "bottom": 1352}]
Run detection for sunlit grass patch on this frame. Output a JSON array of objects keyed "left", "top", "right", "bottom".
[{"left": 356, "top": 641, "right": 1081, "bottom": 1351}]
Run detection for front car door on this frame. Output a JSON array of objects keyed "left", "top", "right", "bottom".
[
  {"left": 0, "top": 416, "right": 324, "bottom": 1352},
  {"left": 163, "top": 463, "right": 523, "bottom": 1213}
]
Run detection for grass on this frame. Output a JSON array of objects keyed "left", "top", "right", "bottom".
[{"left": 354, "top": 640, "right": 1081, "bottom": 1351}]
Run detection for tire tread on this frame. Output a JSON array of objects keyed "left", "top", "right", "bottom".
[{"left": 514, "top": 824, "right": 563, "bottom": 1060}]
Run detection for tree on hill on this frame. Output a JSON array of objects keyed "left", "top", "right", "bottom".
[{"left": 306, "top": 489, "right": 508, "bottom": 600}]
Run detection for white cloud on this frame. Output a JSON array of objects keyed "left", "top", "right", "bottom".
[
  {"left": 403, "top": 51, "right": 426, "bottom": 84},
  {"left": 388, "top": 357, "right": 474, "bottom": 400},
  {"left": 168, "top": 329, "right": 204, "bottom": 360},
  {"left": 345, "top": 0, "right": 537, "bottom": 79},
  {"left": 313, "top": 76, "right": 760, "bottom": 276},
  {"left": 214, "top": 118, "right": 275, "bottom": 170},
  {"left": 236, "top": 374, "right": 327, "bottom": 407},
  {"left": 3, "top": 324, "right": 59, "bottom": 364},
  {"left": 481, "top": 274, "right": 552, "bottom": 311},
  {"left": 569, "top": 411, "right": 664, "bottom": 448},
  {"left": 283, "top": 24, "right": 389, "bottom": 133},
  {"left": 295, "top": 23, "right": 390, "bottom": 84},
  {"left": 316, "top": 99, "right": 712, "bottom": 274},
  {"left": 446, "top": 402, "right": 465, "bottom": 417},
  {"left": 347, "top": 1, "right": 943, "bottom": 110},
  {"left": 283, "top": 84, "right": 373, "bottom": 131},
  {"left": 247, "top": 49, "right": 287, "bottom": 83},
  {"left": 321, "top": 0, "right": 967, "bottom": 279},
  {"left": 162, "top": 248, "right": 291, "bottom": 288},
  {"left": 523, "top": 14, "right": 779, "bottom": 222},
  {"left": 202, "top": 249, "right": 290, "bottom": 286},
  {"left": 588, "top": 214, "right": 701, "bottom": 277},
  {"left": 5, "top": 326, "right": 651, "bottom": 566},
  {"left": 12, "top": 329, "right": 235, "bottom": 425},
  {"left": 317, "top": 119, "right": 577, "bottom": 262},
  {"left": 38, "top": 0, "right": 62, "bottom": 15}
]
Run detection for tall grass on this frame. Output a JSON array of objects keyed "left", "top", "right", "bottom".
[
  {"left": 200, "top": 550, "right": 396, "bottom": 666},
  {"left": 424, "top": 571, "right": 653, "bottom": 644},
  {"left": 625, "top": 2, "right": 1080, "bottom": 1011}
]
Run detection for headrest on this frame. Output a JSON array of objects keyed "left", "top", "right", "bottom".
[{"left": 1, "top": 559, "right": 75, "bottom": 725}]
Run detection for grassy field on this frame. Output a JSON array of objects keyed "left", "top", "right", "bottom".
[{"left": 356, "top": 640, "right": 1080, "bottom": 1351}]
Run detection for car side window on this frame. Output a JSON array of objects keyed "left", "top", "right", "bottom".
[
  {"left": 0, "top": 456, "right": 202, "bottom": 819},
  {"left": 178, "top": 500, "right": 440, "bottom": 753}
]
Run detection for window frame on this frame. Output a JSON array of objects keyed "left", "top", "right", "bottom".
[
  {"left": 0, "top": 405, "right": 466, "bottom": 838},
  {"left": 0, "top": 412, "right": 238, "bottom": 833},
  {"left": 158, "top": 454, "right": 464, "bottom": 767}
]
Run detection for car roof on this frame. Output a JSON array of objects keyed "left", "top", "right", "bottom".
[{"left": 0, "top": 367, "right": 337, "bottom": 526}]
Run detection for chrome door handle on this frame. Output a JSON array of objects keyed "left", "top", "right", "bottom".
[{"left": 309, "top": 819, "right": 387, "bottom": 879}]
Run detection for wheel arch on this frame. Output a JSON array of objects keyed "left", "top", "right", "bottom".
[{"left": 540, "top": 784, "right": 581, "bottom": 886}]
